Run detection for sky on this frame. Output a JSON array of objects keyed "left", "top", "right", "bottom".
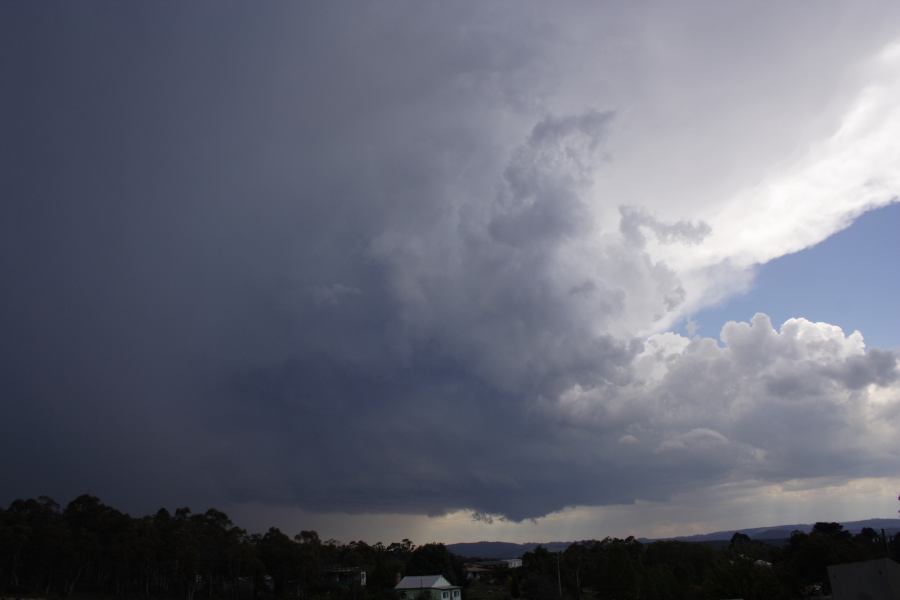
[
  {"left": 2, "top": 2, "right": 900, "bottom": 544},
  {"left": 688, "top": 202, "right": 900, "bottom": 350}
]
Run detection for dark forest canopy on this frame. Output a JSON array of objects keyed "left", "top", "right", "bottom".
[
  {"left": 2, "top": 495, "right": 899, "bottom": 600},
  {"left": 0, "top": 495, "right": 461, "bottom": 600}
]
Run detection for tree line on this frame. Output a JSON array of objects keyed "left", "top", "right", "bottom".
[
  {"left": 0, "top": 495, "right": 462, "bottom": 600},
  {"left": 511, "top": 523, "right": 900, "bottom": 600},
  {"left": 3, "top": 495, "right": 899, "bottom": 600}
]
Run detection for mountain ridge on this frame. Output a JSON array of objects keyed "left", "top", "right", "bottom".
[{"left": 447, "top": 518, "right": 900, "bottom": 559}]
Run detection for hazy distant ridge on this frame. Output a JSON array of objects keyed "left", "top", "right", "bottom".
[
  {"left": 447, "top": 518, "right": 900, "bottom": 558},
  {"left": 446, "top": 541, "right": 570, "bottom": 559},
  {"left": 660, "top": 518, "right": 900, "bottom": 543}
]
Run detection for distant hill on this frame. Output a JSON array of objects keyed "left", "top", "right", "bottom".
[
  {"left": 664, "top": 518, "right": 900, "bottom": 543},
  {"left": 447, "top": 518, "right": 900, "bottom": 558}
]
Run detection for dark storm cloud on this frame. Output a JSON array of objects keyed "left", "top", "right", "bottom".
[
  {"left": 490, "top": 111, "right": 613, "bottom": 247},
  {"left": 0, "top": 1, "right": 627, "bottom": 517},
  {"left": 3, "top": 2, "right": 899, "bottom": 523}
]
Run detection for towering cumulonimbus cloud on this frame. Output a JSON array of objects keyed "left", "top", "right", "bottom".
[{"left": 1, "top": 1, "right": 900, "bottom": 524}]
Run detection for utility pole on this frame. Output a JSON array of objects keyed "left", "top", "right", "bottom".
[{"left": 556, "top": 552, "right": 562, "bottom": 599}]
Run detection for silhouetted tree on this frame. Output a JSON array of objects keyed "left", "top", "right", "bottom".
[{"left": 406, "top": 543, "right": 463, "bottom": 585}]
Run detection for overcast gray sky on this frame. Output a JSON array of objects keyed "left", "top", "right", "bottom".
[{"left": 2, "top": 2, "right": 900, "bottom": 542}]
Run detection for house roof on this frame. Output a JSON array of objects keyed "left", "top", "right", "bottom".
[
  {"left": 395, "top": 575, "right": 457, "bottom": 590},
  {"left": 828, "top": 557, "right": 900, "bottom": 599}
]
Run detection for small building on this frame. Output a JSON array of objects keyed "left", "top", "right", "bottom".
[
  {"left": 827, "top": 557, "right": 900, "bottom": 600},
  {"left": 325, "top": 567, "right": 366, "bottom": 587},
  {"left": 463, "top": 559, "right": 522, "bottom": 581},
  {"left": 463, "top": 564, "right": 492, "bottom": 581},
  {"left": 395, "top": 575, "right": 461, "bottom": 600}
]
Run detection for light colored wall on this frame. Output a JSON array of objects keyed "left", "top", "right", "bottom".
[{"left": 399, "top": 588, "right": 461, "bottom": 600}]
